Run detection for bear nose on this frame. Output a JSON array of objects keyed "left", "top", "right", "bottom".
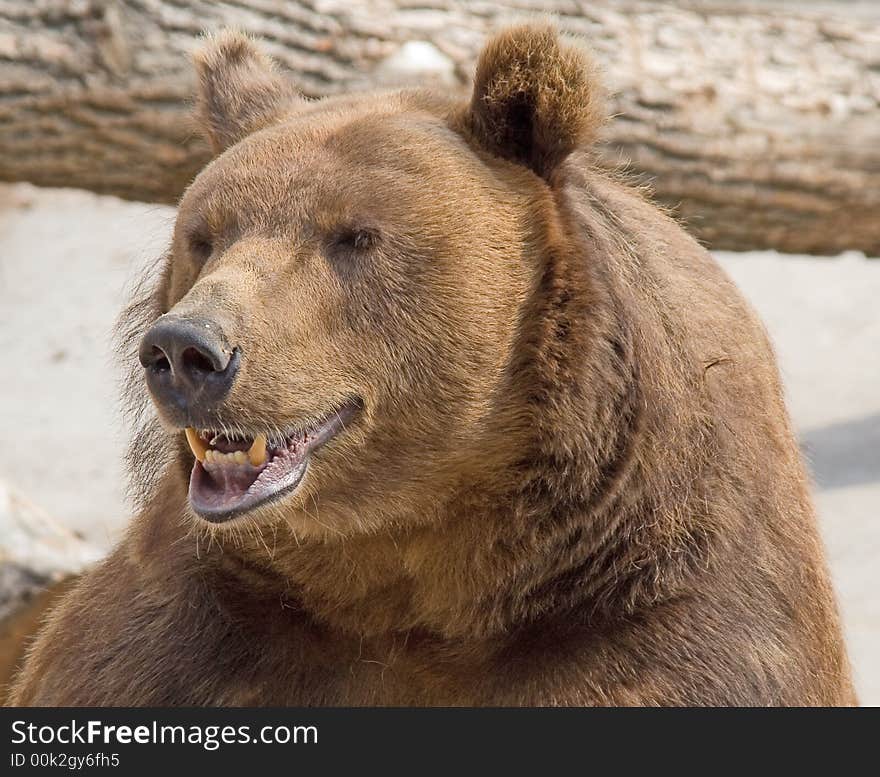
[{"left": 138, "top": 316, "right": 240, "bottom": 420}]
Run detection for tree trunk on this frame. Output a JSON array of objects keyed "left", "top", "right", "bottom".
[{"left": 0, "top": 0, "right": 877, "bottom": 255}]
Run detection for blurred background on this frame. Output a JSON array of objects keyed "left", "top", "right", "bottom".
[{"left": 0, "top": 0, "right": 877, "bottom": 703}]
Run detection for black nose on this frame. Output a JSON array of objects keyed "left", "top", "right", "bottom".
[{"left": 138, "top": 316, "right": 240, "bottom": 420}]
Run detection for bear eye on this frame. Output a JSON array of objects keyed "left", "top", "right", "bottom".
[
  {"left": 330, "top": 226, "right": 381, "bottom": 253},
  {"left": 188, "top": 233, "right": 213, "bottom": 262}
]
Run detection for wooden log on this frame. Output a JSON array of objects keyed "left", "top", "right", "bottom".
[{"left": 0, "top": 0, "right": 878, "bottom": 254}]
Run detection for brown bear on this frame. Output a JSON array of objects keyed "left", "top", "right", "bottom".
[{"left": 10, "top": 24, "right": 855, "bottom": 706}]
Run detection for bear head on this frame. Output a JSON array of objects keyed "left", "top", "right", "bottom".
[{"left": 132, "top": 24, "right": 605, "bottom": 541}]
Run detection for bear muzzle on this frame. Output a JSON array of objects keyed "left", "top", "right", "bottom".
[{"left": 139, "top": 313, "right": 364, "bottom": 522}]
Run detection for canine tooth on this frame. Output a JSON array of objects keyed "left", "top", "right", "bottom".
[
  {"left": 248, "top": 434, "right": 267, "bottom": 467},
  {"left": 185, "top": 428, "right": 207, "bottom": 462}
]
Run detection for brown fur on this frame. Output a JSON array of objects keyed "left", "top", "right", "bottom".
[{"left": 10, "top": 24, "right": 854, "bottom": 706}]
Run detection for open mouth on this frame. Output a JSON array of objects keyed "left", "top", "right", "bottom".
[{"left": 184, "top": 399, "right": 362, "bottom": 523}]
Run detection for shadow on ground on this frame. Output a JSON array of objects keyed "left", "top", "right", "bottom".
[{"left": 801, "top": 413, "right": 880, "bottom": 491}]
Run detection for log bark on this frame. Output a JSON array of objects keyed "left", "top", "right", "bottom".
[{"left": 0, "top": 0, "right": 878, "bottom": 255}]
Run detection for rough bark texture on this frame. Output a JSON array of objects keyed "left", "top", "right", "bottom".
[{"left": 0, "top": 0, "right": 878, "bottom": 255}]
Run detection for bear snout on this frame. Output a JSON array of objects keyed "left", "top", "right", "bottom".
[{"left": 139, "top": 314, "right": 240, "bottom": 424}]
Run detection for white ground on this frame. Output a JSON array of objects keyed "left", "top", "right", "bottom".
[{"left": 1, "top": 182, "right": 877, "bottom": 704}]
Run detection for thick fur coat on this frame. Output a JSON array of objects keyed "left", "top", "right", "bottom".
[{"left": 11, "top": 25, "right": 854, "bottom": 706}]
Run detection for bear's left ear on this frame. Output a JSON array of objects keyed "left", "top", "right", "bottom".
[
  {"left": 463, "top": 24, "right": 605, "bottom": 181},
  {"left": 193, "top": 29, "right": 303, "bottom": 154}
]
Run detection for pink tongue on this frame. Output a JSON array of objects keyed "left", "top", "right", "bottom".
[{"left": 203, "top": 464, "right": 261, "bottom": 497}]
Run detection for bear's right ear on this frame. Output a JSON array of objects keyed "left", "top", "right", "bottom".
[
  {"left": 193, "top": 30, "right": 303, "bottom": 154},
  {"left": 463, "top": 24, "right": 605, "bottom": 182}
]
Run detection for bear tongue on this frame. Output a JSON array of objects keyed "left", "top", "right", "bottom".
[{"left": 202, "top": 462, "right": 262, "bottom": 498}]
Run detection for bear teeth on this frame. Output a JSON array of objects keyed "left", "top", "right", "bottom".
[
  {"left": 185, "top": 427, "right": 208, "bottom": 462},
  {"left": 204, "top": 450, "right": 249, "bottom": 465},
  {"left": 247, "top": 434, "right": 267, "bottom": 466},
  {"left": 184, "top": 428, "right": 268, "bottom": 467}
]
